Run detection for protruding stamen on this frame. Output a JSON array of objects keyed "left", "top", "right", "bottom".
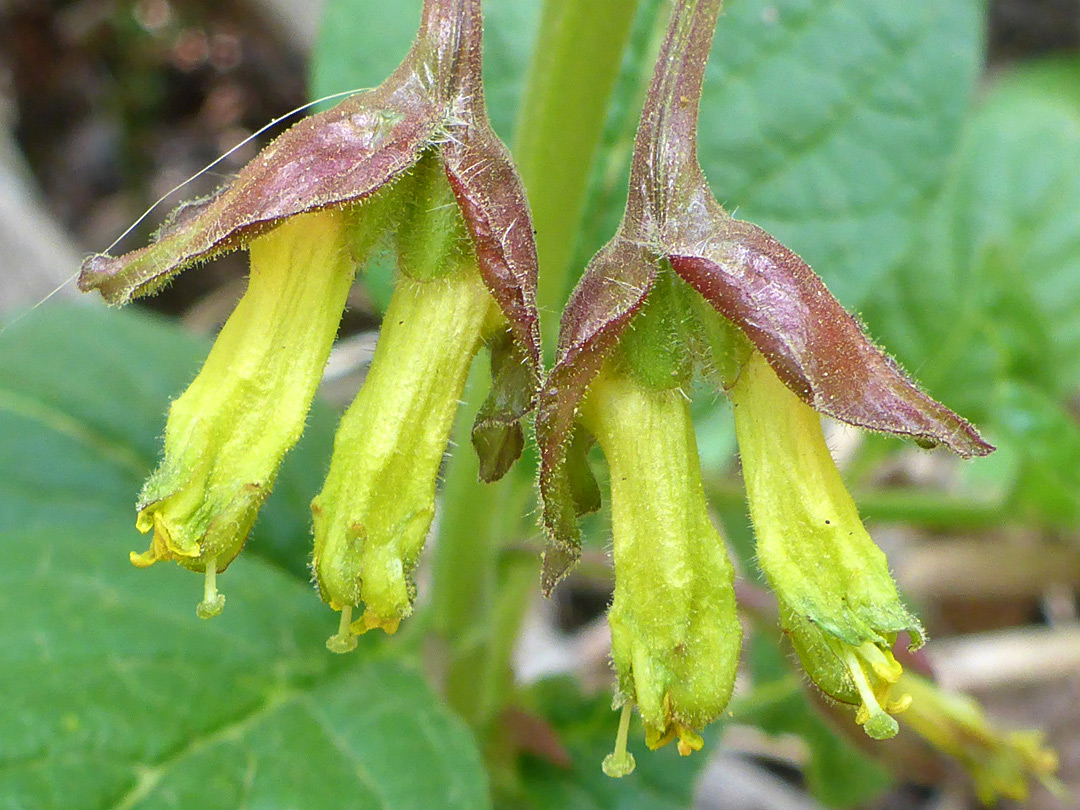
[
  {"left": 602, "top": 703, "right": 637, "bottom": 778},
  {"left": 195, "top": 556, "right": 226, "bottom": 619},
  {"left": 326, "top": 604, "right": 358, "bottom": 654},
  {"left": 844, "top": 649, "right": 899, "bottom": 740}
]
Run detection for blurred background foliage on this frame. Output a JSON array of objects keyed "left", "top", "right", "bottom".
[{"left": 0, "top": 1, "right": 1077, "bottom": 809}]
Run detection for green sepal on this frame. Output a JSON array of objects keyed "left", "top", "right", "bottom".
[
  {"left": 564, "top": 426, "right": 601, "bottom": 517},
  {"left": 687, "top": 293, "right": 752, "bottom": 389},
  {"left": 396, "top": 150, "right": 471, "bottom": 281},
  {"left": 581, "top": 363, "right": 741, "bottom": 757},
  {"left": 617, "top": 266, "right": 693, "bottom": 392},
  {"left": 343, "top": 177, "right": 407, "bottom": 267},
  {"left": 731, "top": 351, "right": 923, "bottom": 739}
]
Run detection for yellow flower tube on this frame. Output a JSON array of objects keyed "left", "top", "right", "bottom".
[
  {"left": 580, "top": 362, "right": 741, "bottom": 773},
  {"left": 731, "top": 351, "right": 923, "bottom": 739},
  {"left": 133, "top": 209, "right": 358, "bottom": 618},
  {"left": 312, "top": 256, "right": 495, "bottom": 650}
]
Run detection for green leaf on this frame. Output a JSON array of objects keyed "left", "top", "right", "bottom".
[
  {"left": 872, "top": 66, "right": 1080, "bottom": 421},
  {"left": 0, "top": 518, "right": 490, "bottom": 810},
  {"left": 0, "top": 305, "right": 337, "bottom": 578},
  {"left": 994, "top": 381, "right": 1080, "bottom": 527},
  {"left": 516, "top": 678, "right": 719, "bottom": 810},
  {"left": 698, "top": 0, "right": 983, "bottom": 307},
  {"left": 734, "top": 634, "right": 892, "bottom": 809},
  {"left": 863, "top": 60, "right": 1080, "bottom": 526}
]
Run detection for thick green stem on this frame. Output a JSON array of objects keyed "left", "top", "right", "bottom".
[{"left": 514, "top": 0, "right": 643, "bottom": 351}]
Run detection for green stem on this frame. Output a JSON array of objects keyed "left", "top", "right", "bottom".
[
  {"left": 514, "top": 0, "right": 643, "bottom": 352},
  {"left": 430, "top": 386, "right": 537, "bottom": 730},
  {"left": 430, "top": 362, "right": 502, "bottom": 648}
]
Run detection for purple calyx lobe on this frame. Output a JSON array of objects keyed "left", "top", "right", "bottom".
[
  {"left": 537, "top": 0, "right": 992, "bottom": 590},
  {"left": 79, "top": 0, "right": 540, "bottom": 386}
]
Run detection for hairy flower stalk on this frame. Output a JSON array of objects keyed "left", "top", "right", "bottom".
[
  {"left": 131, "top": 209, "right": 358, "bottom": 618},
  {"left": 731, "top": 351, "right": 921, "bottom": 739},
  {"left": 78, "top": 0, "right": 541, "bottom": 620},
  {"left": 582, "top": 361, "right": 741, "bottom": 772},
  {"left": 536, "top": 0, "right": 993, "bottom": 772}
]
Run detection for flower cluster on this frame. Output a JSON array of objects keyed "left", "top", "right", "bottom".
[
  {"left": 535, "top": 0, "right": 992, "bottom": 772},
  {"left": 79, "top": 0, "right": 1057, "bottom": 797},
  {"left": 79, "top": 0, "right": 541, "bottom": 646}
]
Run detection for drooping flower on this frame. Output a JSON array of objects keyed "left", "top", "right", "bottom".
[
  {"left": 128, "top": 208, "right": 365, "bottom": 619},
  {"left": 536, "top": 0, "right": 993, "bottom": 770},
  {"left": 731, "top": 350, "right": 921, "bottom": 739},
  {"left": 79, "top": 0, "right": 542, "bottom": 627},
  {"left": 313, "top": 186, "right": 496, "bottom": 642},
  {"left": 583, "top": 354, "right": 740, "bottom": 770}
]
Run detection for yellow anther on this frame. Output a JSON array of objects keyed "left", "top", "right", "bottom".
[{"left": 676, "top": 726, "right": 704, "bottom": 757}]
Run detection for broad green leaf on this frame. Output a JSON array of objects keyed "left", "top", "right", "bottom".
[
  {"left": 871, "top": 69, "right": 1080, "bottom": 421},
  {"left": 0, "top": 305, "right": 337, "bottom": 578},
  {"left": 734, "top": 634, "right": 892, "bottom": 809},
  {"left": 0, "top": 518, "right": 490, "bottom": 810},
  {"left": 516, "top": 678, "right": 719, "bottom": 810},
  {"left": 699, "top": 0, "right": 983, "bottom": 307},
  {"left": 995, "top": 381, "right": 1080, "bottom": 527},
  {"left": 865, "top": 60, "right": 1080, "bottom": 525}
]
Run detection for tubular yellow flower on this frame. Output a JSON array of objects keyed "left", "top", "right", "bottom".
[
  {"left": 132, "top": 212, "right": 356, "bottom": 617},
  {"left": 731, "top": 351, "right": 923, "bottom": 739},
  {"left": 132, "top": 209, "right": 357, "bottom": 618},
  {"left": 312, "top": 256, "right": 495, "bottom": 650},
  {"left": 580, "top": 362, "right": 741, "bottom": 772}
]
